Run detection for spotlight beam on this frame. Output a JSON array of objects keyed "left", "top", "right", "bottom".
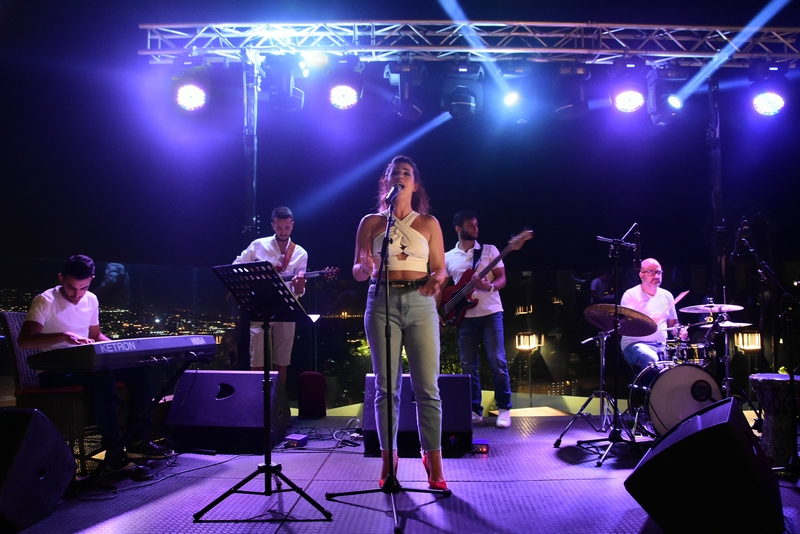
[
  {"left": 294, "top": 113, "right": 451, "bottom": 214},
  {"left": 677, "top": 0, "right": 792, "bottom": 100}
]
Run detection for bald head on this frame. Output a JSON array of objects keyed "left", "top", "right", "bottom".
[{"left": 639, "top": 258, "right": 663, "bottom": 295}]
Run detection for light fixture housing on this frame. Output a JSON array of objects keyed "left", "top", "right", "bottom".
[
  {"left": 552, "top": 63, "right": 591, "bottom": 120},
  {"left": 609, "top": 57, "right": 647, "bottom": 113},
  {"left": 646, "top": 65, "right": 688, "bottom": 126},
  {"left": 384, "top": 62, "right": 425, "bottom": 120},
  {"left": 748, "top": 61, "right": 789, "bottom": 116},
  {"left": 328, "top": 56, "right": 364, "bottom": 110},
  {"left": 263, "top": 55, "right": 307, "bottom": 111},
  {"left": 172, "top": 57, "right": 210, "bottom": 111},
  {"left": 441, "top": 61, "right": 484, "bottom": 118}
]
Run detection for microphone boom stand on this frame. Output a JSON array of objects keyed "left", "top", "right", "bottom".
[{"left": 325, "top": 202, "right": 450, "bottom": 534}]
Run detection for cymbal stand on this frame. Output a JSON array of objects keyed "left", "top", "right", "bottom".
[{"left": 554, "top": 330, "right": 616, "bottom": 446}]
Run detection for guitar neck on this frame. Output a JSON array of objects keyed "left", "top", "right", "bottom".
[
  {"left": 475, "top": 242, "right": 519, "bottom": 279},
  {"left": 281, "top": 270, "right": 324, "bottom": 280}
]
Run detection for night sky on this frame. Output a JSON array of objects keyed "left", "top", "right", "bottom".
[{"left": 2, "top": 0, "right": 799, "bottom": 281}]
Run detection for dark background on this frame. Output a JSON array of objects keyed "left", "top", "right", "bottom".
[{"left": 1, "top": 0, "right": 799, "bottom": 281}]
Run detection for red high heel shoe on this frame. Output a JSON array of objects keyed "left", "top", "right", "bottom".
[
  {"left": 379, "top": 454, "right": 399, "bottom": 488},
  {"left": 422, "top": 453, "right": 447, "bottom": 491}
]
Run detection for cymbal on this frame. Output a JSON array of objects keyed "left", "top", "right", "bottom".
[
  {"left": 679, "top": 303, "right": 744, "bottom": 314},
  {"left": 584, "top": 304, "right": 657, "bottom": 337},
  {"left": 700, "top": 321, "right": 752, "bottom": 329}
]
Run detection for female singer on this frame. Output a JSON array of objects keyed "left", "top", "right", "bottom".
[{"left": 352, "top": 155, "right": 447, "bottom": 490}]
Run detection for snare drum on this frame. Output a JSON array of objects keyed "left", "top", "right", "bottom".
[
  {"left": 665, "top": 341, "right": 712, "bottom": 366},
  {"left": 629, "top": 361, "right": 722, "bottom": 436}
]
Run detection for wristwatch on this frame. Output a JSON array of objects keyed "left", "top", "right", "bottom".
[{"left": 488, "top": 283, "right": 496, "bottom": 292}]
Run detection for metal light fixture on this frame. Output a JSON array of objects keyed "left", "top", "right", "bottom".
[
  {"left": 263, "top": 54, "right": 307, "bottom": 111},
  {"left": 328, "top": 56, "right": 364, "bottom": 110},
  {"left": 441, "top": 61, "right": 484, "bottom": 118},
  {"left": 647, "top": 64, "right": 688, "bottom": 126},
  {"left": 748, "top": 61, "right": 789, "bottom": 116},
  {"left": 609, "top": 56, "right": 647, "bottom": 113},
  {"left": 173, "top": 57, "right": 211, "bottom": 111},
  {"left": 384, "top": 62, "right": 425, "bottom": 120},
  {"left": 552, "top": 63, "right": 590, "bottom": 120}
]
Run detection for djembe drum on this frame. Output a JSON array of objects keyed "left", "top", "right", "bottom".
[{"left": 749, "top": 373, "right": 800, "bottom": 467}]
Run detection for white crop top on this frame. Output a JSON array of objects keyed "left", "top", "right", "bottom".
[{"left": 372, "top": 210, "right": 429, "bottom": 272}]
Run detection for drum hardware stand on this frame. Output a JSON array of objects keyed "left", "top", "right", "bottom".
[
  {"left": 195, "top": 262, "right": 332, "bottom": 522},
  {"left": 325, "top": 201, "right": 450, "bottom": 534},
  {"left": 555, "top": 225, "right": 654, "bottom": 466},
  {"left": 554, "top": 330, "right": 616, "bottom": 446},
  {"left": 736, "top": 238, "right": 800, "bottom": 477}
]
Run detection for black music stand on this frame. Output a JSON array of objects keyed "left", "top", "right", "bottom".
[{"left": 193, "top": 261, "right": 332, "bottom": 522}]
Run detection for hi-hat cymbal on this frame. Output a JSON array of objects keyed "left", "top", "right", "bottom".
[
  {"left": 584, "top": 304, "right": 657, "bottom": 337},
  {"left": 679, "top": 303, "right": 744, "bottom": 314},
  {"left": 700, "top": 321, "right": 752, "bottom": 329}
]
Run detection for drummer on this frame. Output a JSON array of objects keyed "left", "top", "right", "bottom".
[{"left": 620, "top": 258, "right": 688, "bottom": 374}]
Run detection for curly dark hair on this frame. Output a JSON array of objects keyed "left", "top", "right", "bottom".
[{"left": 376, "top": 155, "right": 432, "bottom": 215}]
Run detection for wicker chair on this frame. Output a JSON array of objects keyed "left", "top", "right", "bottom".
[{"left": 0, "top": 311, "right": 103, "bottom": 475}]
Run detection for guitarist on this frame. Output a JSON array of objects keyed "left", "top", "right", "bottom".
[
  {"left": 233, "top": 206, "right": 307, "bottom": 382},
  {"left": 443, "top": 211, "right": 513, "bottom": 429}
]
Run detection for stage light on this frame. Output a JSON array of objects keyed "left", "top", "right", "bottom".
[
  {"left": 328, "top": 56, "right": 364, "bottom": 110},
  {"left": 172, "top": 58, "right": 210, "bottom": 111},
  {"left": 263, "top": 55, "right": 306, "bottom": 111},
  {"left": 609, "top": 57, "right": 647, "bottom": 113},
  {"left": 384, "top": 62, "right": 425, "bottom": 120},
  {"left": 441, "top": 61, "right": 484, "bottom": 118},
  {"left": 647, "top": 65, "right": 688, "bottom": 126},
  {"left": 552, "top": 63, "right": 590, "bottom": 120},
  {"left": 748, "top": 61, "right": 789, "bottom": 116}
]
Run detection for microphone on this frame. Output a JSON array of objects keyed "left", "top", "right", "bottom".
[
  {"left": 633, "top": 224, "right": 641, "bottom": 270},
  {"left": 729, "top": 218, "right": 748, "bottom": 264},
  {"left": 384, "top": 184, "right": 404, "bottom": 205}
]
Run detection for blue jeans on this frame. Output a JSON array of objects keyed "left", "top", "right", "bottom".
[
  {"left": 622, "top": 341, "right": 664, "bottom": 373},
  {"left": 457, "top": 312, "right": 512, "bottom": 414},
  {"left": 365, "top": 283, "right": 442, "bottom": 452}
]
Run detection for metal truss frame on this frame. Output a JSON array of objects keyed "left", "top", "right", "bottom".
[{"left": 140, "top": 20, "right": 800, "bottom": 67}]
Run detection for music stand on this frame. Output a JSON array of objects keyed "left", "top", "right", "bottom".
[{"left": 193, "top": 261, "right": 332, "bottom": 522}]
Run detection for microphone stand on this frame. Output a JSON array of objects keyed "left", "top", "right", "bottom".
[
  {"left": 577, "top": 226, "right": 648, "bottom": 467},
  {"left": 739, "top": 238, "right": 800, "bottom": 478},
  {"left": 326, "top": 202, "right": 449, "bottom": 533}
]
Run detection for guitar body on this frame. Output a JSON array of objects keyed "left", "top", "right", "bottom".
[
  {"left": 440, "top": 268, "right": 478, "bottom": 326},
  {"left": 439, "top": 229, "right": 534, "bottom": 327}
]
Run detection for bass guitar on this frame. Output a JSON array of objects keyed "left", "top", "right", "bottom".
[{"left": 440, "top": 230, "right": 533, "bottom": 326}]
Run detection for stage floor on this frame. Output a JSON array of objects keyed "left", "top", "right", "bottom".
[{"left": 18, "top": 411, "right": 800, "bottom": 534}]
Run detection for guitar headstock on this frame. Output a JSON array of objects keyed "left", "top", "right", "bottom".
[
  {"left": 508, "top": 229, "right": 534, "bottom": 251},
  {"left": 320, "top": 267, "right": 340, "bottom": 281}
]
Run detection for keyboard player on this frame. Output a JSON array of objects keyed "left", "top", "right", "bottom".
[{"left": 18, "top": 254, "right": 172, "bottom": 472}]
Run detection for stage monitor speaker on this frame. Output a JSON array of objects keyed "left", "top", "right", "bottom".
[
  {"left": 363, "top": 373, "right": 472, "bottom": 458},
  {"left": 624, "top": 397, "right": 784, "bottom": 534},
  {"left": 0, "top": 408, "right": 75, "bottom": 533},
  {"left": 167, "top": 370, "right": 290, "bottom": 454}
]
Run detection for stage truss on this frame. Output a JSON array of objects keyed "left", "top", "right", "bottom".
[{"left": 140, "top": 20, "right": 800, "bottom": 67}]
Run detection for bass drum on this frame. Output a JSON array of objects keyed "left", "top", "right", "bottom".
[{"left": 629, "top": 361, "right": 722, "bottom": 436}]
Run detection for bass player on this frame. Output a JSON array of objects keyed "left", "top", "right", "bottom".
[{"left": 443, "top": 211, "right": 513, "bottom": 429}]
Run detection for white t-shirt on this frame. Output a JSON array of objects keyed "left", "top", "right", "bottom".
[
  {"left": 444, "top": 241, "right": 504, "bottom": 318},
  {"left": 233, "top": 235, "right": 309, "bottom": 296},
  {"left": 25, "top": 287, "right": 100, "bottom": 351},
  {"left": 619, "top": 285, "right": 677, "bottom": 350}
]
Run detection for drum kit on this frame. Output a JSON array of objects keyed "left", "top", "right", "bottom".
[
  {"left": 625, "top": 302, "right": 752, "bottom": 438},
  {"left": 560, "top": 300, "right": 754, "bottom": 446}
]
